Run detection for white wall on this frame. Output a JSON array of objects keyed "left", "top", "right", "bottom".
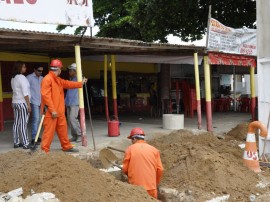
[{"left": 257, "top": 1, "right": 270, "bottom": 155}]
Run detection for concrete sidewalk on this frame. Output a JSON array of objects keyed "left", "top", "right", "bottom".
[{"left": 0, "top": 112, "right": 250, "bottom": 153}]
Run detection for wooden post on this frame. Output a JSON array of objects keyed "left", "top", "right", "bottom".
[
  {"left": 194, "top": 53, "right": 202, "bottom": 129},
  {"left": 75, "top": 44, "right": 88, "bottom": 146},
  {"left": 104, "top": 55, "right": 109, "bottom": 121},
  {"left": 111, "top": 55, "right": 118, "bottom": 119},
  {"left": 250, "top": 66, "right": 256, "bottom": 120},
  {"left": 204, "top": 56, "right": 213, "bottom": 131}
]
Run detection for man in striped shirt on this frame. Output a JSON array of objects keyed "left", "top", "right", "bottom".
[{"left": 27, "top": 66, "right": 43, "bottom": 145}]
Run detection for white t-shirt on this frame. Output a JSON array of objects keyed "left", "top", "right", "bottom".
[{"left": 11, "top": 74, "right": 31, "bottom": 104}]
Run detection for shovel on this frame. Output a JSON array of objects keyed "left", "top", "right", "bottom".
[
  {"left": 99, "top": 148, "right": 122, "bottom": 169},
  {"left": 107, "top": 146, "right": 125, "bottom": 153},
  {"left": 30, "top": 106, "right": 48, "bottom": 153}
]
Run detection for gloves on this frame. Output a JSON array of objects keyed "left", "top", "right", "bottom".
[{"left": 52, "top": 111, "right": 58, "bottom": 119}]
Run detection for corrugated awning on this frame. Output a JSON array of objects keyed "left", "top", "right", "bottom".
[{"left": 208, "top": 52, "right": 256, "bottom": 67}]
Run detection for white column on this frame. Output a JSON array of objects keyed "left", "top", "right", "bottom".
[{"left": 257, "top": 1, "right": 270, "bottom": 155}]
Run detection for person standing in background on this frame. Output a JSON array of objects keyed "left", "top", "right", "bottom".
[
  {"left": 128, "top": 81, "right": 137, "bottom": 112},
  {"left": 65, "top": 63, "right": 82, "bottom": 143},
  {"left": 27, "top": 66, "right": 43, "bottom": 145},
  {"left": 149, "top": 83, "right": 158, "bottom": 118},
  {"left": 11, "top": 61, "right": 31, "bottom": 149}
]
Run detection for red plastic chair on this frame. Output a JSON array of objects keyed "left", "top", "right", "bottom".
[{"left": 238, "top": 97, "right": 251, "bottom": 112}]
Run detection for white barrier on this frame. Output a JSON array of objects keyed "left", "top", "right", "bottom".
[{"left": 163, "top": 114, "right": 184, "bottom": 130}]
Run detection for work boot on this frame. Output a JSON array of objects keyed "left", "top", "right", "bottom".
[
  {"left": 76, "top": 136, "right": 82, "bottom": 143},
  {"left": 31, "top": 139, "right": 41, "bottom": 145},
  {"left": 69, "top": 136, "right": 77, "bottom": 142},
  {"left": 37, "top": 138, "right": 42, "bottom": 144},
  {"left": 14, "top": 143, "right": 23, "bottom": 148},
  {"left": 64, "top": 147, "right": 79, "bottom": 153},
  {"left": 23, "top": 144, "right": 30, "bottom": 150}
]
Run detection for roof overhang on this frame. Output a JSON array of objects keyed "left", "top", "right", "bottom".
[{"left": 0, "top": 28, "right": 206, "bottom": 58}]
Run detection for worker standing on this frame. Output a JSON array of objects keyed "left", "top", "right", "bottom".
[
  {"left": 65, "top": 63, "right": 82, "bottom": 143},
  {"left": 40, "top": 59, "right": 87, "bottom": 153},
  {"left": 123, "top": 128, "right": 163, "bottom": 199}
]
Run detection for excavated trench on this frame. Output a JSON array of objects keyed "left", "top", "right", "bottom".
[
  {"left": 1, "top": 124, "right": 270, "bottom": 202},
  {"left": 93, "top": 125, "right": 270, "bottom": 201}
]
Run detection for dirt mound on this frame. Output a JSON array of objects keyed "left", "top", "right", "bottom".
[
  {"left": 225, "top": 123, "right": 249, "bottom": 141},
  {"left": 150, "top": 129, "right": 265, "bottom": 201},
  {"left": 0, "top": 151, "right": 155, "bottom": 202}
]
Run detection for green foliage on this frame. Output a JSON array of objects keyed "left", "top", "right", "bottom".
[{"left": 57, "top": 0, "right": 256, "bottom": 43}]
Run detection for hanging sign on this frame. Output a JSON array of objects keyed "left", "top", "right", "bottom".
[
  {"left": 208, "top": 52, "right": 256, "bottom": 67},
  {"left": 0, "top": 0, "right": 94, "bottom": 27},
  {"left": 207, "top": 18, "right": 256, "bottom": 56}
]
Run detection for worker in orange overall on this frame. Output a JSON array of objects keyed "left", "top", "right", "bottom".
[
  {"left": 122, "top": 128, "right": 164, "bottom": 199},
  {"left": 40, "top": 59, "right": 87, "bottom": 153}
]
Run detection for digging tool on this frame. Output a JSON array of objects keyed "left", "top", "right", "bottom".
[
  {"left": 30, "top": 106, "right": 48, "bottom": 152},
  {"left": 104, "top": 156, "right": 122, "bottom": 170},
  {"left": 99, "top": 148, "right": 122, "bottom": 169},
  {"left": 84, "top": 82, "right": 96, "bottom": 151},
  {"left": 107, "top": 146, "right": 125, "bottom": 153}
]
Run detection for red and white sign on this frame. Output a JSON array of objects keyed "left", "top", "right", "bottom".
[
  {"left": 207, "top": 18, "right": 256, "bottom": 56},
  {"left": 0, "top": 0, "right": 94, "bottom": 27},
  {"left": 208, "top": 52, "right": 256, "bottom": 67}
]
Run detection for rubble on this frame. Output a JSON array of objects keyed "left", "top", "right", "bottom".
[{"left": 0, "top": 189, "right": 59, "bottom": 202}]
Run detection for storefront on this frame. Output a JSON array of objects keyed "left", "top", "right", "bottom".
[{"left": 0, "top": 28, "right": 205, "bottom": 131}]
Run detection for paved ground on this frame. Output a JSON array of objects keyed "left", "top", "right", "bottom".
[{"left": 0, "top": 112, "right": 251, "bottom": 153}]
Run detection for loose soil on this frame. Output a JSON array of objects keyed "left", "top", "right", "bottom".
[
  {"left": 149, "top": 129, "right": 269, "bottom": 201},
  {"left": 0, "top": 151, "right": 156, "bottom": 202},
  {"left": 224, "top": 123, "right": 249, "bottom": 141},
  {"left": 1, "top": 124, "right": 269, "bottom": 202}
]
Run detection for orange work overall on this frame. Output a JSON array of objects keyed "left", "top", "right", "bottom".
[
  {"left": 123, "top": 140, "right": 164, "bottom": 199},
  {"left": 40, "top": 71, "right": 82, "bottom": 153}
]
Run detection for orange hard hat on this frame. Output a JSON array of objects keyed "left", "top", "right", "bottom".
[
  {"left": 50, "top": 59, "right": 63, "bottom": 68},
  {"left": 127, "top": 127, "right": 145, "bottom": 139}
]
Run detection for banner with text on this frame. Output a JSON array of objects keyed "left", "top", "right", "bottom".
[
  {"left": 207, "top": 18, "right": 256, "bottom": 56},
  {"left": 0, "top": 0, "right": 94, "bottom": 27}
]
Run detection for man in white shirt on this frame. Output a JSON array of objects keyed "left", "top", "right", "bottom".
[{"left": 27, "top": 66, "right": 43, "bottom": 145}]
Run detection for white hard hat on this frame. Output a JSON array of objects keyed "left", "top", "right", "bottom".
[{"left": 68, "top": 63, "right": 77, "bottom": 71}]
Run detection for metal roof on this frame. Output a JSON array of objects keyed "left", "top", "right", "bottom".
[{"left": 0, "top": 28, "right": 206, "bottom": 57}]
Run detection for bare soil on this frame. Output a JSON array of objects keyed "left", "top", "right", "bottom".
[
  {"left": 149, "top": 129, "right": 269, "bottom": 201},
  {"left": 1, "top": 124, "right": 269, "bottom": 202},
  {"left": 224, "top": 123, "right": 249, "bottom": 141},
  {"left": 0, "top": 151, "right": 156, "bottom": 202}
]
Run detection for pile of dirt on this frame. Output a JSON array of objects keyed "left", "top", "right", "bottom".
[
  {"left": 224, "top": 123, "right": 249, "bottom": 141},
  {"left": 0, "top": 151, "right": 155, "bottom": 202},
  {"left": 150, "top": 129, "right": 267, "bottom": 201}
]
